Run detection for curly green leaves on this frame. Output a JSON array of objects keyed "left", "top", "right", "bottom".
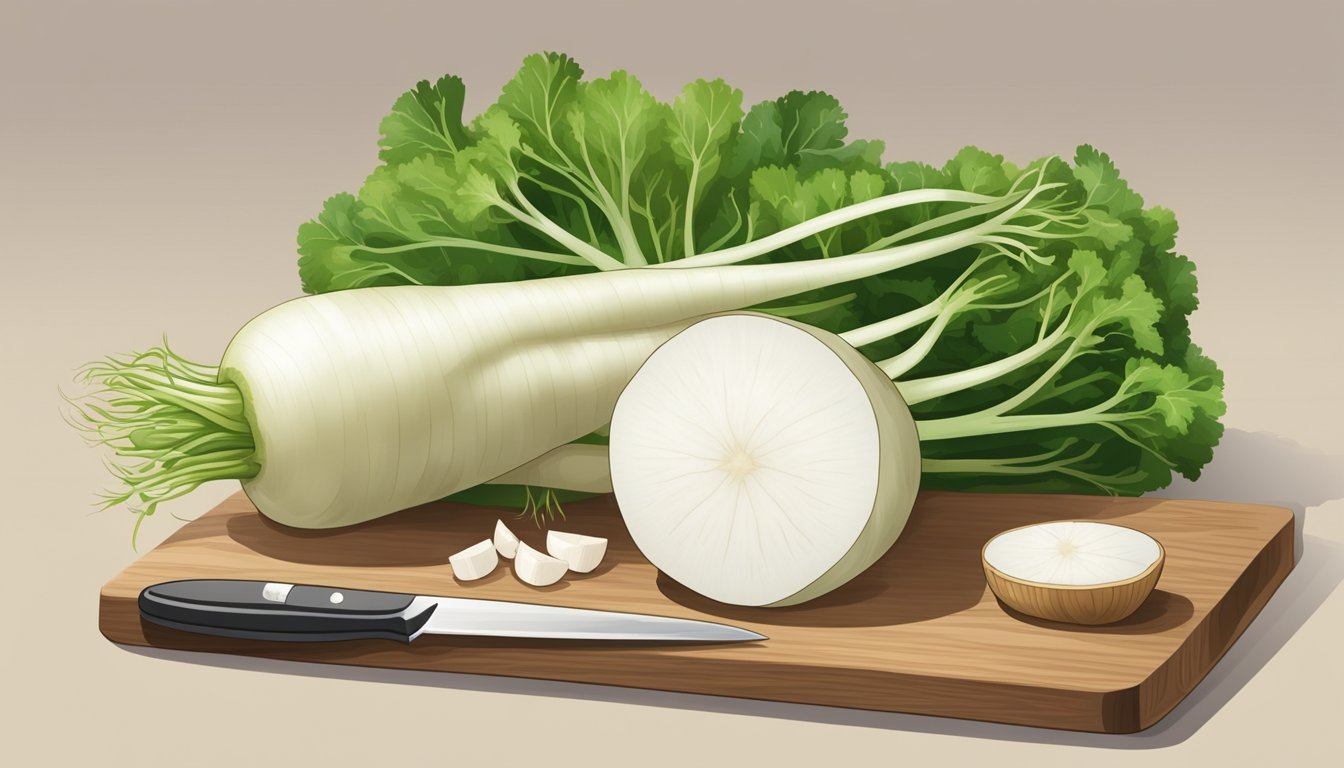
[{"left": 296, "top": 53, "right": 1226, "bottom": 497}]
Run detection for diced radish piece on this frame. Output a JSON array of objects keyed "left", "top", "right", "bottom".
[
  {"left": 514, "top": 541, "right": 568, "bottom": 587},
  {"left": 547, "top": 530, "right": 608, "bottom": 573},
  {"left": 493, "top": 519, "right": 520, "bottom": 559},
  {"left": 449, "top": 539, "right": 499, "bottom": 582}
]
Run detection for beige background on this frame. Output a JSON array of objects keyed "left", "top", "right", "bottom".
[{"left": 3, "top": 0, "right": 1342, "bottom": 764}]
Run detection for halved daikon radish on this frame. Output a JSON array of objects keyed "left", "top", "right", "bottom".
[
  {"left": 609, "top": 312, "right": 921, "bottom": 607},
  {"left": 449, "top": 539, "right": 499, "bottom": 582},
  {"left": 982, "top": 521, "right": 1165, "bottom": 625},
  {"left": 493, "top": 519, "right": 520, "bottom": 559},
  {"left": 547, "top": 530, "right": 608, "bottom": 573},
  {"left": 514, "top": 541, "right": 568, "bottom": 587}
]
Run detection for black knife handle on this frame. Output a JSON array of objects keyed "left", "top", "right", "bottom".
[{"left": 138, "top": 579, "right": 437, "bottom": 643}]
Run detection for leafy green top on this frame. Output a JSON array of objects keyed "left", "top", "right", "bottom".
[{"left": 298, "top": 52, "right": 1225, "bottom": 496}]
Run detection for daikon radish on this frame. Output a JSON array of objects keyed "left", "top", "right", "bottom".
[
  {"left": 609, "top": 313, "right": 921, "bottom": 607},
  {"left": 77, "top": 203, "right": 1029, "bottom": 538}
]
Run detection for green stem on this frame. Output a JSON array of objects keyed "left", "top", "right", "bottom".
[
  {"left": 857, "top": 193, "right": 1026, "bottom": 254},
  {"left": 750, "top": 292, "right": 856, "bottom": 318},
  {"left": 357, "top": 239, "right": 590, "bottom": 268},
  {"left": 575, "top": 140, "right": 647, "bottom": 266},
  {"left": 898, "top": 312, "right": 1073, "bottom": 406},
  {"left": 683, "top": 165, "right": 701, "bottom": 259},
  {"left": 520, "top": 176, "right": 602, "bottom": 248},
  {"left": 658, "top": 188, "right": 1002, "bottom": 268},
  {"left": 840, "top": 302, "right": 941, "bottom": 349},
  {"left": 500, "top": 180, "right": 627, "bottom": 270},
  {"left": 917, "top": 401, "right": 1119, "bottom": 442},
  {"left": 701, "top": 192, "right": 745, "bottom": 254},
  {"left": 921, "top": 439, "right": 1097, "bottom": 474},
  {"left": 520, "top": 147, "right": 607, "bottom": 209},
  {"left": 878, "top": 291, "right": 978, "bottom": 378},
  {"left": 921, "top": 442, "right": 1140, "bottom": 494}
]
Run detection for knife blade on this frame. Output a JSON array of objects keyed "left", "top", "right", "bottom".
[{"left": 138, "top": 579, "right": 766, "bottom": 644}]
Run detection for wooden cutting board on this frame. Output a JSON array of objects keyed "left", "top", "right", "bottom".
[{"left": 99, "top": 491, "right": 1293, "bottom": 733}]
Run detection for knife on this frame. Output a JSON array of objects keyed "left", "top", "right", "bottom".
[{"left": 138, "top": 579, "right": 766, "bottom": 644}]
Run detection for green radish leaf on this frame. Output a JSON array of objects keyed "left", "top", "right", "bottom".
[
  {"left": 298, "top": 193, "right": 373, "bottom": 292},
  {"left": 724, "top": 90, "right": 848, "bottom": 175},
  {"left": 1116, "top": 274, "right": 1166, "bottom": 356},
  {"left": 1074, "top": 144, "right": 1145, "bottom": 217},
  {"left": 567, "top": 70, "right": 668, "bottom": 202},
  {"left": 943, "top": 146, "right": 1014, "bottom": 196},
  {"left": 776, "top": 90, "right": 848, "bottom": 158},
  {"left": 378, "top": 75, "right": 471, "bottom": 165},
  {"left": 1139, "top": 205, "right": 1179, "bottom": 251},
  {"left": 887, "top": 160, "right": 950, "bottom": 191},
  {"left": 497, "top": 52, "right": 585, "bottom": 148},
  {"left": 721, "top": 100, "right": 785, "bottom": 179},
  {"left": 669, "top": 79, "right": 744, "bottom": 200},
  {"left": 848, "top": 169, "right": 887, "bottom": 203},
  {"left": 798, "top": 138, "right": 886, "bottom": 176}
]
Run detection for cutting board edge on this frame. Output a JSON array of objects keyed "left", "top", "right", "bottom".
[
  {"left": 94, "top": 603, "right": 1144, "bottom": 734},
  {"left": 1132, "top": 504, "right": 1296, "bottom": 730}
]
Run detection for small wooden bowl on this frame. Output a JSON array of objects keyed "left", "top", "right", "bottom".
[{"left": 982, "top": 522, "right": 1166, "bottom": 626}]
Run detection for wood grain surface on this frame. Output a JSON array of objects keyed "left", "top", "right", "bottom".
[{"left": 99, "top": 491, "right": 1294, "bottom": 733}]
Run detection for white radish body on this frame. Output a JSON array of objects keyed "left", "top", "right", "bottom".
[
  {"left": 218, "top": 236, "right": 962, "bottom": 529},
  {"left": 609, "top": 313, "right": 921, "bottom": 607}
]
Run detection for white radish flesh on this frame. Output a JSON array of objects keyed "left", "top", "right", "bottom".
[
  {"left": 609, "top": 313, "right": 921, "bottom": 607},
  {"left": 983, "top": 521, "right": 1162, "bottom": 586},
  {"left": 218, "top": 227, "right": 982, "bottom": 529},
  {"left": 514, "top": 541, "right": 568, "bottom": 587},
  {"left": 546, "top": 531, "right": 608, "bottom": 573},
  {"left": 493, "top": 519, "right": 520, "bottom": 559},
  {"left": 449, "top": 539, "right": 499, "bottom": 581}
]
